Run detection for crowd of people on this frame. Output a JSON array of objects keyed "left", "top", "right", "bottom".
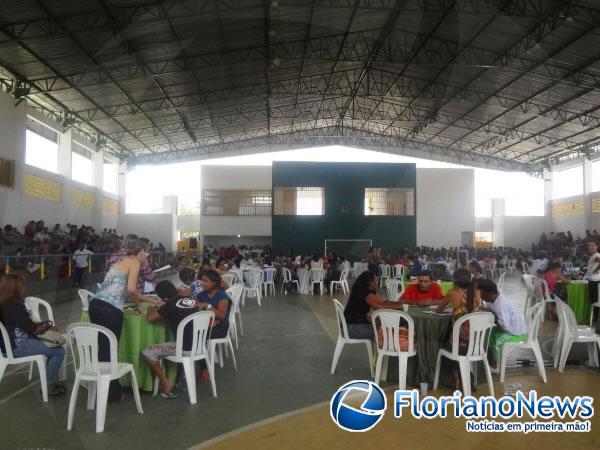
[
  {"left": 2, "top": 229, "right": 600, "bottom": 400},
  {"left": 0, "top": 221, "right": 168, "bottom": 280}
]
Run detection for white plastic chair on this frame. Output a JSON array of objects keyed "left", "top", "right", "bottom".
[
  {"left": 522, "top": 274, "right": 536, "bottom": 317},
  {"left": 221, "top": 272, "right": 238, "bottom": 287},
  {"left": 330, "top": 268, "right": 349, "bottom": 296},
  {"left": 243, "top": 269, "right": 262, "bottom": 306},
  {"left": 557, "top": 301, "right": 600, "bottom": 373},
  {"left": 281, "top": 267, "right": 299, "bottom": 294},
  {"left": 521, "top": 261, "right": 530, "bottom": 274},
  {"left": 67, "top": 323, "right": 143, "bottom": 433},
  {"left": 379, "top": 264, "right": 391, "bottom": 288},
  {"left": 496, "top": 272, "right": 506, "bottom": 293},
  {"left": 310, "top": 268, "right": 325, "bottom": 296},
  {"left": 225, "top": 283, "right": 244, "bottom": 347},
  {"left": 209, "top": 300, "right": 237, "bottom": 372},
  {"left": 261, "top": 267, "right": 276, "bottom": 297},
  {"left": 371, "top": 310, "right": 416, "bottom": 390},
  {"left": 591, "top": 303, "right": 600, "bottom": 328},
  {"left": 330, "top": 299, "right": 373, "bottom": 377},
  {"left": 500, "top": 303, "right": 547, "bottom": 383},
  {"left": 78, "top": 289, "right": 94, "bottom": 312},
  {"left": 150, "top": 311, "right": 217, "bottom": 403},
  {"left": 392, "top": 264, "right": 405, "bottom": 280},
  {"left": 24, "top": 297, "right": 67, "bottom": 382},
  {"left": 0, "top": 322, "right": 48, "bottom": 402},
  {"left": 385, "top": 278, "right": 403, "bottom": 301},
  {"left": 433, "top": 312, "right": 495, "bottom": 396}
]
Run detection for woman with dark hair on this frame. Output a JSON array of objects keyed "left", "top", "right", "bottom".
[
  {"left": 195, "top": 269, "right": 232, "bottom": 382},
  {"left": 436, "top": 268, "right": 481, "bottom": 390},
  {"left": 468, "top": 261, "right": 483, "bottom": 280},
  {"left": 90, "top": 239, "right": 161, "bottom": 401},
  {"left": 343, "top": 271, "right": 403, "bottom": 339},
  {"left": 0, "top": 274, "right": 66, "bottom": 396}
]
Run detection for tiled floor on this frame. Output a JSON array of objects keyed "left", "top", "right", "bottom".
[{"left": 0, "top": 273, "right": 597, "bottom": 449}]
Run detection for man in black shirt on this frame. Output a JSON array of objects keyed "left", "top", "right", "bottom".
[{"left": 142, "top": 280, "right": 199, "bottom": 399}]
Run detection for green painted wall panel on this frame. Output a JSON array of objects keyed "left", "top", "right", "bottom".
[{"left": 272, "top": 162, "right": 416, "bottom": 256}]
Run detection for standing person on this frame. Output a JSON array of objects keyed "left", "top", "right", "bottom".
[
  {"left": 107, "top": 236, "right": 157, "bottom": 294},
  {"left": 584, "top": 240, "right": 600, "bottom": 328},
  {"left": 0, "top": 274, "right": 66, "bottom": 396},
  {"left": 72, "top": 242, "right": 93, "bottom": 287},
  {"left": 89, "top": 239, "right": 161, "bottom": 401}
]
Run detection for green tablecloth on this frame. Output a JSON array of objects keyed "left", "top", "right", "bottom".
[
  {"left": 404, "top": 307, "right": 452, "bottom": 386},
  {"left": 407, "top": 281, "right": 454, "bottom": 295},
  {"left": 566, "top": 283, "right": 591, "bottom": 325},
  {"left": 81, "top": 308, "right": 177, "bottom": 391}
]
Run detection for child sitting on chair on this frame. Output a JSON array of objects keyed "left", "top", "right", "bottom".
[
  {"left": 142, "top": 280, "right": 199, "bottom": 399},
  {"left": 177, "top": 267, "right": 202, "bottom": 298}
]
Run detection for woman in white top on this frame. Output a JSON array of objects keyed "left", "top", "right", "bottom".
[{"left": 585, "top": 240, "right": 600, "bottom": 326}]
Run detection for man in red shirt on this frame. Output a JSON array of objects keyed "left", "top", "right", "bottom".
[{"left": 402, "top": 271, "right": 444, "bottom": 306}]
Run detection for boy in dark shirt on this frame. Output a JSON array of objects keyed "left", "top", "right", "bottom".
[{"left": 142, "top": 280, "right": 199, "bottom": 398}]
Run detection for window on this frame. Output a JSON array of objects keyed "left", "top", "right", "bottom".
[
  {"left": 71, "top": 142, "right": 94, "bottom": 186},
  {"left": 273, "top": 187, "right": 324, "bottom": 215},
  {"left": 364, "top": 188, "right": 414, "bottom": 216},
  {"left": 475, "top": 232, "right": 493, "bottom": 243},
  {"left": 592, "top": 159, "right": 600, "bottom": 193},
  {"left": 179, "top": 195, "right": 201, "bottom": 215},
  {"left": 553, "top": 165, "right": 583, "bottom": 199},
  {"left": 25, "top": 124, "right": 59, "bottom": 173},
  {"left": 201, "top": 190, "right": 272, "bottom": 216},
  {"left": 103, "top": 159, "right": 118, "bottom": 194}
]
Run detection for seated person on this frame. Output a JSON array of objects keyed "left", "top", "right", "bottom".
[
  {"left": 195, "top": 270, "right": 232, "bottom": 382},
  {"left": 143, "top": 280, "right": 200, "bottom": 399},
  {"left": 0, "top": 274, "right": 66, "bottom": 396},
  {"left": 401, "top": 271, "right": 444, "bottom": 306},
  {"left": 543, "top": 262, "right": 568, "bottom": 300},
  {"left": 177, "top": 267, "right": 200, "bottom": 297},
  {"left": 343, "top": 271, "right": 404, "bottom": 340},
  {"left": 468, "top": 261, "right": 483, "bottom": 280},
  {"left": 478, "top": 279, "right": 527, "bottom": 369}
]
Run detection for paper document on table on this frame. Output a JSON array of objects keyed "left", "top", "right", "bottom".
[
  {"left": 423, "top": 309, "right": 452, "bottom": 315},
  {"left": 153, "top": 265, "right": 171, "bottom": 273},
  {"left": 144, "top": 281, "right": 155, "bottom": 293}
]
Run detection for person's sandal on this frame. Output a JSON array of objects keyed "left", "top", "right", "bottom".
[{"left": 159, "top": 389, "right": 181, "bottom": 399}]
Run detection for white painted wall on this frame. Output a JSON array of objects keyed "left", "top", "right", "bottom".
[
  {"left": 475, "top": 217, "right": 493, "bottom": 232},
  {"left": 0, "top": 92, "right": 121, "bottom": 232},
  {"left": 548, "top": 195, "right": 586, "bottom": 238},
  {"left": 119, "top": 214, "right": 175, "bottom": 251},
  {"left": 503, "top": 216, "right": 545, "bottom": 249},
  {"left": 200, "top": 165, "right": 272, "bottom": 190},
  {"left": 417, "top": 168, "right": 475, "bottom": 247},
  {"left": 199, "top": 216, "right": 271, "bottom": 237},
  {"left": 199, "top": 165, "right": 272, "bottom": 238}
]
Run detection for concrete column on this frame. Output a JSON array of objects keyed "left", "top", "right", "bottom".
[
  {"left": 118, "top": 161, "right": 127, "bottom": 213},
  {"left": 583, "top": 157, "right": 593, "bottom": 232},
  {"left": 0, "top": 91, "right": 26, "bottom": 226},
  {"left": 93, "top": 148, "right": 104, "bottom": 191},
  {"left": 57, "top": 128, "right": 72, "bottom": 179},
  {"left": 162, "top": 195, "right": 178, "bottom": 252},
  {"left": 543, "top": 168, "right": 553, "bottom": 233},
  {"left": 491, "top": 198, "right": 505, "bottom": 247}
]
